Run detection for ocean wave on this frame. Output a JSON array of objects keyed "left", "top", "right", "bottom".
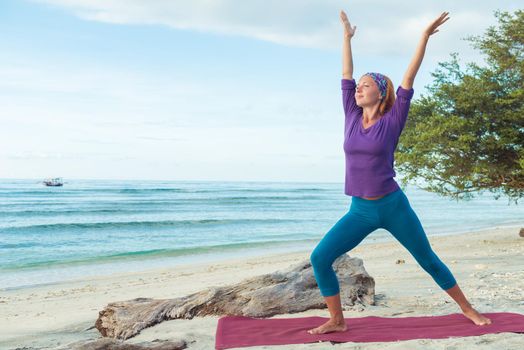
[
  {"left": 0, "top": 242, "right": 37, "bottom": 249},
  {"left": 2, "top": 218, "right": 298, "bottom": 232},
  {"left": 1, "top": 208, "right": 141, "bottom": 215},
  {"left": 117, "top": 188, "right": 188, "bottom": 194},
  {"left": 0, "top": 238, "right": 316, "bottom": 271}
]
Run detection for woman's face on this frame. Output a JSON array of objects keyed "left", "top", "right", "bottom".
[{"left": 355, "top": 75, "right": 382, "bottom": 107}]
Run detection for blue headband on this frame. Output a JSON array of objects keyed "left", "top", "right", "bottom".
[{"left": 365, "top": 72, "right": 388, "bottom": 98}]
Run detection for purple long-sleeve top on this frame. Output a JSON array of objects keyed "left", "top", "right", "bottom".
[{"left": 342, "top": 78, "right": 414, "bottom": 197}]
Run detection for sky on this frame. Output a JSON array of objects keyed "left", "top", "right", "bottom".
[{"left": 0, "top": 0, "right": 521, "bottom": 182}]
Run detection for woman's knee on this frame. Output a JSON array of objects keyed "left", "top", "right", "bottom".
[
  {"left": 310, "top": 247, "right": 332, "bottom": 269},
  {"left": 418, "top": 253, "right": 446, "bottom": 274},
  {"left": 420, "top": 256, "right": 456, "bottom": 289},
  {"left": 422, "top": 260, "right": 442, "bottom": 274},
  {"left": 309, "top": 248, "right": 321, "bottom": 267}
]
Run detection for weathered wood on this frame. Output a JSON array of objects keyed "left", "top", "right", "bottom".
[
  {"left": 70, "top": 338, "right": 187, "bottom": 350},
  {"left": 96, "top": 254, "right": 375, "bottom": 339}
]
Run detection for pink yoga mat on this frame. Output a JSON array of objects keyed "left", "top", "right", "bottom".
[{"left": 215, "top": 312, "right": 524, "bottom": 349}]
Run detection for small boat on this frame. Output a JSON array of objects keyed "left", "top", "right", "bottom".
[{"left": 43, "top": 177, "right": 64, "bottom": 187}]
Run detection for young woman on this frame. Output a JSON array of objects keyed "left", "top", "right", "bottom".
[{"left": 307, "top": 10, "right": 492, "bottom": 335}]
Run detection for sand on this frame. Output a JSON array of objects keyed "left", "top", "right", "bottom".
[{"left": 1, "top": 225, "right": 523, "bottom": 349}]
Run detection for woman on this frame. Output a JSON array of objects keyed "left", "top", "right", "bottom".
[{"left": 307, "top": 10, "right": 492, "bottom": 335}]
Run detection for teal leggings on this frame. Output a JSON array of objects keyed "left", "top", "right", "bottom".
[{"left": 310, "top": 188, "right": 457, "bottom": 297}]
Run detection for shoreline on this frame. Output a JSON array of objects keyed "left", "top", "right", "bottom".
[
  {"left": 1, "top": 224, "right": 523, "bottom": 349},
  {"left": 1, "top": 222, "right": 521, "bottom": 293}
]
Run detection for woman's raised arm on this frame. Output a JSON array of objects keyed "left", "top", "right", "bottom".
[
  {"left": 340, "top": 10, "right": 356, "bottom": 80},
  {"left": 401, "top": 12, "right": 450, "bottom": 90}
]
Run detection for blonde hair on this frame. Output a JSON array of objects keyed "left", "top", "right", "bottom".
[{"left": 378, "top": 75, "right": 395, "bottom": 116}]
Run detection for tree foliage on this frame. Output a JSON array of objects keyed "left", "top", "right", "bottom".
[{"left": 396, "top": 10, "right": 524, "bottom": 204}]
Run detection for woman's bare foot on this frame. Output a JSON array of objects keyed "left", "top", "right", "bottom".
[
  {"left": 462, "top": 307, "right": 492, "bottom": 325},
  {"left": 307, "top": 319, "right": 347, "bottom": 334}
]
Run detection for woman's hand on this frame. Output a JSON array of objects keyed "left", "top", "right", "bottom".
[
  {"left": 401, "top": 12, "right": 450, "bottom": 90},
  {"left": 341, "top": 10, "right": 355, "bottom": 79},
  {"left": 423, "top": 12, "right": 450, "bottom": 39},
  {"left": 340, "top": 10, "right": 356, "bottom": 39}
]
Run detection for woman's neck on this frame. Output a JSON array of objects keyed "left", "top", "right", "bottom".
[{"left": 362, "top": 105, "right": 381, "bottom": 122}]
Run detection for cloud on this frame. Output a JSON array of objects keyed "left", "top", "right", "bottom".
[
  {"left": 34, "top": 0, "right": 521, "bottom": 55},
  {"left": 6, "top": 152, "right": 97, "bottom": 160},
  {"left": 137, "top": 136, "right": 186, "bottom": 142}
]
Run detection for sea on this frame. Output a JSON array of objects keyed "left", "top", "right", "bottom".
[{"left": 0, "top": 179, "right": 522, "bottom": 291}]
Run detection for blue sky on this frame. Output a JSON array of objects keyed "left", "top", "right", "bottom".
[{"left": 0, "top": 0, "right": 521, "bottom": 182}]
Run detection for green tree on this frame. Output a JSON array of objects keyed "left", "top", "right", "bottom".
[{"left": 396, "top": 9, "right": 524, "bottom": 205}]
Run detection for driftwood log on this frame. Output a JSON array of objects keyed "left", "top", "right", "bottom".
[
  {"left": 70, "top": 338, "right": 187, "bottom": 350},
  {"left": 96, "top": 253, "right": 375, "bottom": 340}
]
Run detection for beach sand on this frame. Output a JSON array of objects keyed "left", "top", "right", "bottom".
[{"left": 1, "top": 225, "right": 523, "bottom": 349}]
